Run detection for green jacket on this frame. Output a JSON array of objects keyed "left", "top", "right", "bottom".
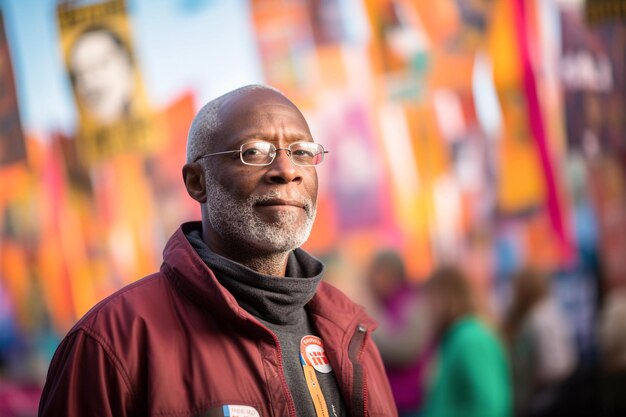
[{"left": 422, "top": 316, "right": 512, "bottom": 417}]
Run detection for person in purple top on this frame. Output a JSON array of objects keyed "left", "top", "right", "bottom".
[{"left": 365, "top": 250, "right": 436, "bottom": 417}]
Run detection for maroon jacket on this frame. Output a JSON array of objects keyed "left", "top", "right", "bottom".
[{"left": 39, "top": 224, "right": 397, "bottom": 417}]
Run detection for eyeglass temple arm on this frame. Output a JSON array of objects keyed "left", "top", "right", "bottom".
[{"left": 194, "top": 150, "right": 240, "bottom": 162}]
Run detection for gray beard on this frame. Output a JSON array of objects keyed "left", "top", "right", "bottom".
[{"left": 204, "top": 171, "right": 316, "bottom": 254}]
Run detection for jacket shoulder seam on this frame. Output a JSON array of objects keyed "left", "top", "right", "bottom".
[
  {"left": 73, "top": 274, "right": 163, "bottom": 327},
  {"left": 76, "top": 326, "right": 136, "bottom": 401}
]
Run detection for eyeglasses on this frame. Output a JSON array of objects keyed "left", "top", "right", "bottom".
[{"left": 194, "top": 141, "right": 328, "bottom": 166}]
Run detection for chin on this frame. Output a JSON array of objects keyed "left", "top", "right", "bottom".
[{"left": 242, "top": 225, "right": 311, "bottom": 254}]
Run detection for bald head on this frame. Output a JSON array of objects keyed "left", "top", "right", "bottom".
[{"left": 186, "top": 84, "right": 294, "bottom": 164}]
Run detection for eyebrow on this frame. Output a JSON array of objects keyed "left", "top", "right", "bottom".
[{"left": 235, "top": 133, "right": 314, "bottom": 144}]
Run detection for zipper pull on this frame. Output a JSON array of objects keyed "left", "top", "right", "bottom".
[{"left": 348, "top": 323, "right": 369, "bottom": 417}]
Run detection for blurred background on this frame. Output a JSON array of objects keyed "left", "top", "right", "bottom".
[{"left": 0, "top": 0, "right": 624, "bottom": 415}]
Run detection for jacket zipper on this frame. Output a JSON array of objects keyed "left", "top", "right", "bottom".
[
  {"left": 269, "top": 331, "right": 298, "bottom": 417},
  {"left": 348, "top": 323, "right": 368, "bottom": 417},
  {"left": 241, "top": 314, "right": 297, "bottom": 417}
]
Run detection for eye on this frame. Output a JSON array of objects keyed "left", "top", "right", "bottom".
[
  {"left": 292, "top": 148, "right": 315, "bottom": 157},
  {"left": 291, "top": 143, "right": 322, "bottom": 159},
  {"left": 240, "top": 142, "right": 274, "bottom": 165},
  {"left": 242, "top": 148, "right": 262, "bottom": 157}
]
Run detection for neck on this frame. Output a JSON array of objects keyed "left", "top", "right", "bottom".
[
  {"left": 238, "top": 252, "right": 289, "bottom": 276},
  {"left": 202, "top": 222, "right": 289, "bottom": 277}
]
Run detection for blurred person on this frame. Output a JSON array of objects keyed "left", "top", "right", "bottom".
[
  {"left": 421, "top": 265, "right": 512, "bottom": 417},
  {"left": 68, "top": 26, "right": 135, "bottom": 124},
  {"left": 38, "top": 85, "right": 397, "bottom": 417},
  {"left": 597, "top": 287, "right": 626, "bottom": 416},
  {"left": 366, "top": 250, "right": 436, "bottom": 417},
  {"left": 502, "top": 268, "right": 576, "bottom": 417}
]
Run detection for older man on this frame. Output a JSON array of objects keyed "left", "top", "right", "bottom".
[{"left": 39, "top": 85, "right": 397, "bottom": 417}]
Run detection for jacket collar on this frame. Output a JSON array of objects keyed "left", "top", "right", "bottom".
[
  {"left": 161, "top": 222, "right": 247, "bottom": 320},
  {"left": 185, "top": 226, "right": 323, "bottom": 326},
  {"left": 161, "top": 222, "right": 376, "bottom": 332}
]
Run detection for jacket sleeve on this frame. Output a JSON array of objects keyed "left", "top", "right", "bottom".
[
  {"left": 38, "top": 329, "right": 134, "bottom": 417},
  {"left": 363, "top": 336, "right": 400, "bottom": 417}
]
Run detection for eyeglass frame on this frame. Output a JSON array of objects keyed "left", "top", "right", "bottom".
[{"left": 193, "top": 141, "right": 329, "bottom": 167}]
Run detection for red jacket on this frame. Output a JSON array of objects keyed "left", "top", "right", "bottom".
[{"left": 39, "top": 224, "right": 397, "bottom": 417}]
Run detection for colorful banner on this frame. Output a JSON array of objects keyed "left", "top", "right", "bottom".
[
  {"left": 512, "top": 0, "right": 572, "bottom": 263},
  {"left": 0, "top": 11, "right": 27, "bottom": 168},
  {"left": 306, "top": 0, "right": 344, "bottom": 45},
  {"left": 57, "top": 0, "right": 161, "bottom": 164},
  {"left": 250, "top": 0, "right": 318, "bottom": 106},
  {"left": 322, "top": 97, "right": 392, "bottom": 231},
  {"left": 560, "top": 7, "right": 626, "bottom": 156},
  {"left": 363, "top": 0, "right": 430, "bottom": 100},
  {"left": 487, "top": 0, "right": 545, "bottom": 216}
]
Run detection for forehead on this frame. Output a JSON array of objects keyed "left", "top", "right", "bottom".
[
  {"left": 215, "top": 90, "right": 313, "bottom": 148},
  {"left": 70, "top": 35, "right": 127, "bottom": 76},
  {"left": 71, "top": 32, "right": 117, "bottom": 60}
]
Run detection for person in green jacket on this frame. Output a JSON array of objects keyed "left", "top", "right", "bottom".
[{"left": 421, "top": 266, "right": 512, "bottom": 417}]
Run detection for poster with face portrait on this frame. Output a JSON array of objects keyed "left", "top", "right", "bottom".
[
  {"left": 57, "top": 0, "right": 161, "bottom": 164},
  {"left": 0, "top": 11, "right": 27, "bottom": 168}
]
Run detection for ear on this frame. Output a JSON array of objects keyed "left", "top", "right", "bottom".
[{"left": 182, "top": 163, "right": 207, "bottom": 203}]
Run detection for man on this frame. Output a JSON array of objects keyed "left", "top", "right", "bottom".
[{"left": 39, "top": 85, "right": 397, "bottom": 417}]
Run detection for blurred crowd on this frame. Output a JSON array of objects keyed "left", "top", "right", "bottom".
[
  {"left": 362, "top": 249, "right": 626, "bottom": 417},
  {"left": 2, "top": 245, "right": 625, "bottom": 416},
  {"left": 2, "top": 246, "right": 626, "bottom": 416}
]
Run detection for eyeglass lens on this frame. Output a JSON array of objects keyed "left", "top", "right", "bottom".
[{"left": 240, "top": 142, "right": 324, "bottom": 166}]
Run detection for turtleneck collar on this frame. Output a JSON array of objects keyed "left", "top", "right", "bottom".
[{"left": 186, "top": 228, "right": 324, "bottom": 326}]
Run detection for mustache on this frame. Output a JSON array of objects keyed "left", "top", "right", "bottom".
[{"left": 251, "top": 191, "right": 314, "bottom": 216}]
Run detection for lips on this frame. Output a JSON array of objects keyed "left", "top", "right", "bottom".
[{"left": 255, "top": 198, "right": 305, "bottom": 209}]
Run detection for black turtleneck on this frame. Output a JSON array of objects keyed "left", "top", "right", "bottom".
[{"left": 186, "top": 228, "right": 346, "bottom": 417}]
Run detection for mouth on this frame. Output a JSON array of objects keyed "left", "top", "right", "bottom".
[{"left": 255, "top": 198, "right": 306, "bottom": 209}]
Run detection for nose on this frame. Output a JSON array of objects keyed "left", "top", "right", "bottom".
[{"left": 264, "top": 149, "right": 302, "bottom": 184}]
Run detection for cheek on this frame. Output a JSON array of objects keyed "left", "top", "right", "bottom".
[
  {"left": 212, "top": 165, "right": 260, "bottom": 198},
  {"left": 304, "top": 169, "right": 319, "bottom": 201}
]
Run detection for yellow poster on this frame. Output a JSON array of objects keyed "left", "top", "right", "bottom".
[{"left": 57, "top": 0, "right": 161, "bottom": 163}]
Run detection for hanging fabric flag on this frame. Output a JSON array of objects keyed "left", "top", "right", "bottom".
[
  {"left": 305, "top": 0, "right": 348, "bottom": 89},
  {"left": 250, "top": 0, "right": 318, "bottom": 107},
  {"left": 560, "top": 6, "right": 625, "bottom": 157},
  {"left": 0, "top": 10, "right": 27, "bottom": 168},
  {"left": 511, "top": 0, "right": 573, "bottom": 263},
  {"left": 363, "top": 0, "right": 430, "bottom": 100}
]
